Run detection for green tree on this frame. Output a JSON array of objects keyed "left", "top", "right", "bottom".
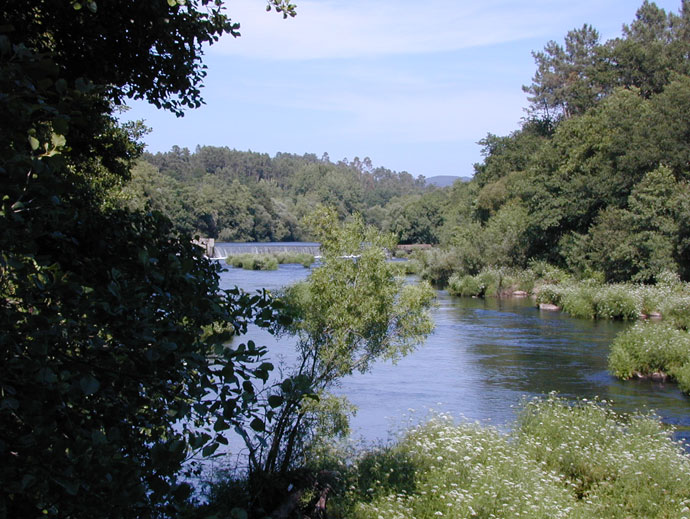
[
  {"left": 570, "top": 166, "right": 681, "bottom": 282},
  {"left": 610, "top": 1, "right": 677, "bottom": 98},
  {"left": 238, "top": 207, "right": 435, "bottom": 479},
  {"left": 0, "top": 1, "right": 295, "bottom": 517},
  {"left": 384, "top": 192, "right": 446, "bottom": 244},
  {"left": 523, "top": 24, "right": 608, "bottom": 121}
]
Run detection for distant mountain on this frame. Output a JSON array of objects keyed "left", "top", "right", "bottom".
[{"left": 424, "top": 175, "right": 471, "bottom": 187}]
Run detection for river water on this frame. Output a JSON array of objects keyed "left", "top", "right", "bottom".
[{"left": 217, "top": 261, "right": 690, "bottom": 448}]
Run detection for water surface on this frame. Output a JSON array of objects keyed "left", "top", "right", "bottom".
[{"left": 220, "top": 263, "right": 690, "bottom": 447}]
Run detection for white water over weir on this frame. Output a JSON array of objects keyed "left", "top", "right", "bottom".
[{"left": 211, "top": 242, "right": 321, "bottom": 259}]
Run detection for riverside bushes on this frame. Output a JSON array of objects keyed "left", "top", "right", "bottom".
[
  {"left": 447, "top": 267, "right": 535, "bottom": 297},
  {"left": 330, "top": 395, "right": 690, "bottom": 519}
]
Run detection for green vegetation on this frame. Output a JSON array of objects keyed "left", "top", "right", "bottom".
[
  {"left": 535, "top": 274, "right": 690, "bottom": 321},
  {"left": 126, "top": 3, "right": 690, "bottom": 287},
  {"left": 609, "top": 323, "right": 690, "bottom": 390},
  {"left": 321, "top": 396, "right": 690, "bottom": 519},
  {"left": 183, "top": 207, "right": 436, "bottom": 516},
  {"left": 447, "top": 267, "right": 536, "bottom": 298},
  {"left": 7, "top": 1, "right": 690, "bottom": 517},
  {"left": 0, "top": 1, "right": 296, "bottom": 517},
  {"left": 237, "top": 207, "right": 435, "bottom": 478},
  {"left": 370, "top": 2, "right": 690, "bottom": 289},
  {"left": 120, "top": 150, "right": 431, "bottom": 242},
  {"left": 225, "top": 252, "right": 315, "bottom": 270}
]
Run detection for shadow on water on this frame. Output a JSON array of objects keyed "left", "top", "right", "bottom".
[{"left": 220, "top": 263, "right": 690, "bottom": 448}]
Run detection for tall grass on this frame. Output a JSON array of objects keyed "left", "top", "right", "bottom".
[{"left": 330, "top": 395, "right": 690, "bottom": 519}]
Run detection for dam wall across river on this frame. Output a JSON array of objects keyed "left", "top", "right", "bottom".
[{"left": 211, "top": 242, "right": 321, "bottom": 259}]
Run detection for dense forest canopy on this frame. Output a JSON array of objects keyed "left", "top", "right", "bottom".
[{"left": 122, "top": 148, "right": 431, "bottom": 242}]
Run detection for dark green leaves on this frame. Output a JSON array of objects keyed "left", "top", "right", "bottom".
[
  {"left": 268, "top": 394, "right": 283, "bottom": 408},
  {"left": 249, "top": 418, "right": 265, "bottom": 432},
  {"left": 79, "top": 375, "right": 100, "bottom": 395}
]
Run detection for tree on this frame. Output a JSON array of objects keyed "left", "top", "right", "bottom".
[
  {"left": 1, "top": 1, "right": 296, "bottom": 517},
  {"left": 1, "top": 0, "right": 295, "bottom": 114},
  {"left": 237, "top": 207, "right": 435, "bottom": 480},
  {"left": 567, "top": 166, "right": 682, "bottom": 282},
  {"left": 610, "top": 1, "right": 676, "bottom": 98},
  {"left": 523, "top": 24, "right": 608, "bottom": 121}
]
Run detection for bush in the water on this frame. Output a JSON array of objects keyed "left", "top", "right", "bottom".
[
  {"left": 560, "top": 285, "right": 598, "bottom": 319},
  {"left": 448, "top": 273, "right": 484, "bottom": 297},
  {"left": 447, "top": 267, "right": 536, "bottom": 298},
  {"left": 593, "top": 285, "right": 640, "bottom": 320},
  {"left": 609, "top": 322, "right": 690, "bottom": 383}
]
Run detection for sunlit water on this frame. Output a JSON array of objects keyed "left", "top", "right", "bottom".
[{"left": 216, "top": 261, "right": 690, "bottom": 452}]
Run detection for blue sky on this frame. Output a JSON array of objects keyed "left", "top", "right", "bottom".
[{"left": 124, "top": 0, "right": 683, "bottom": 178}]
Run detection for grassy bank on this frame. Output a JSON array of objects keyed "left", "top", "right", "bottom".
[
  {"left": 444, "top": 265, "right": 690, "bottom": 323},
  {"left": 225, "top": 252, "right": 315, "bottom": 270},
  {"left": 329, "top": 395, "right": 690, "bottom": 519}
]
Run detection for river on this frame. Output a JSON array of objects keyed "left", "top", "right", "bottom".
[{"left": 216, "top": 259, "right": 690, "bottom": 449}]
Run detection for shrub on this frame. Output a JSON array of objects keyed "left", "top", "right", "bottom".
[
  {"left": 477, "top": 268, "right": 504, "bottom": 297},
  {"left": 416, "top": 248, "right": 461, "bottom": 286},
  {"left": 594, "top": 285, "right": 641, "bottom": 320},
  {"left": 528, "top": 260, "right": 572, "bottom": 284},
  {"left": 517, "top": 395, "right": 690, "bottom": 517},
  {"left": 514, "top": 268, "right": 536, "bottom": 293},
  {"left": 664, "top": 296, "right": 690, "bottom": 330},
  {"left": 535, "top": 284, "right": 563, "bottom": 306},
  {"left": 275, "top": 252, "right": 315, "bottom": 267},
  {"left": 609, "top": 322, "right": 690, "bottom": 381},
  {"left": 447, "top": 273, "right": 484, "bottom": 297},
  {"left": 255, "top": 255, "right": 279, "bottom": 270},
  {"left": 560, "top": 286, "right": 596, "bottom": 319},
  {"left": 333, "top": 396, "right": 690, "bottom": 519},
  {"left": 673, "top": 362, "right": 690, "bottom": 393},
  {"left": 225, "top": 253, "right": 280, "bottom": 270}
]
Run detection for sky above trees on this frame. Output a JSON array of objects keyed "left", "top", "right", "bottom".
[{"left": 124, "top": 0, "right": 682, "bottom": 179}]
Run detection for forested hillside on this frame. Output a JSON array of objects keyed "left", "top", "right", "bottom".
[{"left": 120, "top": 149, "right": 431, "bottom": 242}]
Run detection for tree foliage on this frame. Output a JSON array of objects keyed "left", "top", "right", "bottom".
[
  {"left": 393, "top": 1, "right": 690, "bottom": 285},
  {"left": 0, "top": 1, "right": 294, "bottom": 517},
  {"left": 123, "top": 148, "right": 430, "bottom": 242},
  {"left": 237, "top": 207, "right": 435, "bottom": 479}
]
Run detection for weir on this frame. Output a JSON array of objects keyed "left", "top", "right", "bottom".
[{"left": 212, "top": 242, "right": 321, "bottom": 259}]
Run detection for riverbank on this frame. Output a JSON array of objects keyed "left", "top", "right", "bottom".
[
  {"left": 328, "top": 395, "right": 690, "bottom": 519},
  {"left": 191, "top": 395, "right": 690, "bottom": 518}
]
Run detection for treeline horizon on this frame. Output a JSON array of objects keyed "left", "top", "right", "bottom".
[
  {"left": 121, "top": 147, "right": 438, "bottom": 243},
  {"left": 125, "top": 0, "right": 690, "bottom": 283}
]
